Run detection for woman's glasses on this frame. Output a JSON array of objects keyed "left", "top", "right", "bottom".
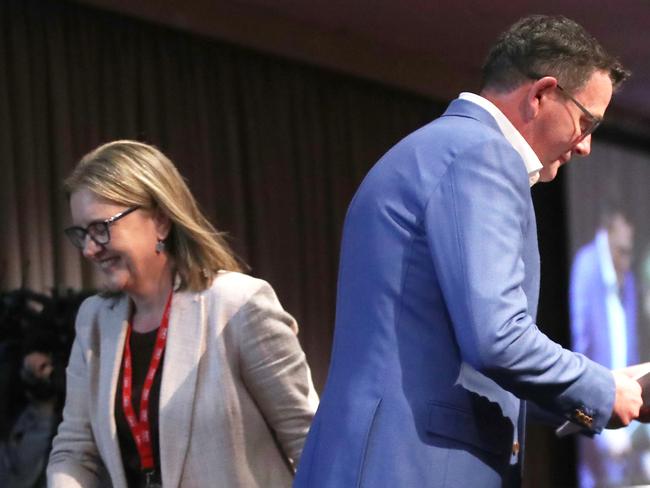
[{"left": 64, "top": 206, "right": 140, "bottom": 249}]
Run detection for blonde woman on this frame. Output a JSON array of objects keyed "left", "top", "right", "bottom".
[{"left": 47, "top": 141, "right": 316, "bottom": 488}]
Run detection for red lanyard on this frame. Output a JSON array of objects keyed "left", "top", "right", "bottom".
[{"left": 121, "top": 291, "right": 173, "bottom": 472}]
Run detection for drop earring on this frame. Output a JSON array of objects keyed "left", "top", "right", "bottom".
[{"left": 155, "top": 239, "right": 165, "bottom": 254}]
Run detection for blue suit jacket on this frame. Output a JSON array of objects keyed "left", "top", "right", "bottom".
[{"left": 294, "top": 99, "right": 615, "bottom": 488}]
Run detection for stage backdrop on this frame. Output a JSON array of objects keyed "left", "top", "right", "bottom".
[{"left": 566, "top": 140, "right": 650, "bottom": 487}]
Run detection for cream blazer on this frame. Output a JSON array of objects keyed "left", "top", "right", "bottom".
[{"left": 47, "top": 272, "right": 317, "bottom": 488}]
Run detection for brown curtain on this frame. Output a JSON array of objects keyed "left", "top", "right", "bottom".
[{"left": 0, "top": 0, "right": 436, "bottom": 389}]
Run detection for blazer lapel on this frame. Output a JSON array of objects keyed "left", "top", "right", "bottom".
[
  {"left": 159, "top": 290, "right": 207, "bottom": 488},
  {"left": 97, "top": 295, "right": 130, "bottom": 488}
]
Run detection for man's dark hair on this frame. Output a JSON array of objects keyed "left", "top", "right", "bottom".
[
  {"left": 481, "top": 15, "right": 630, "bottom": 93},
  {"left": 598, "top": 197, "right": 631, "bottom": 230}
]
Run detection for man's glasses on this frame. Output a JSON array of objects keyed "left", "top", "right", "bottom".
[
  {"left": 64, "top": 206, "right": 140, "bottom": 249},
  {"left": 520, "top": 69, "right": 603, "bottom": 141},
  {"left": 555, "top": 83, "right": 602, "bottom": 140}
]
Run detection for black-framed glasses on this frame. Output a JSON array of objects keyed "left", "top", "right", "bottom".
[
  {"left": 64, "top": 206, "right": 140, "bottom": 249},
  {"left": 555, "top": 83, "right": 602, "bottom": 140},
  {"left": 519, "top": 68, "right": 603, "bottom": 141}
]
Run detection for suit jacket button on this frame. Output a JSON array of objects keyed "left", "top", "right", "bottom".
[{"left": 512, "top": 441, "right": 520, "bottom": 455}]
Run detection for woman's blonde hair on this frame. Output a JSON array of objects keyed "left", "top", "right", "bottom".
[{"left": 64, "top": 140, "right": 243, "bottom": 291}]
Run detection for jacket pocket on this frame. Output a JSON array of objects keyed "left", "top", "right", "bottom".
[
  {"left": 426, "top": 401, "right": 513, "bottom": 455},
  {"left": 357, "top": 396, "right": 383, "bottom": 487}
]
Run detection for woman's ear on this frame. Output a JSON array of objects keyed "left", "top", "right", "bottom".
[{"left": 153, "top": 208, "right": 172, "bottom": 241}]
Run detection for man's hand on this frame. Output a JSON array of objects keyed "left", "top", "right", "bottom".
[
  {"left": 638, "top": 406, "right": 650, "bottom": 423},
  {"left": 614, "top": 363, "right": 650, "bottom": 424},
  {"left": 608, "top": 370, "right": 643, "bottom": 429},
  {"left": 616, "top": 362, "right": 650, "bottom": 380}
]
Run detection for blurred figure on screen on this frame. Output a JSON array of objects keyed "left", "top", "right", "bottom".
[
  {"left": 570, "top": 203, "right": 637, "bottom": 487},
  {"left": 642, "top": 246, "right": 650, "bottom": 331},
  {"left": 627, "top": 246, "right": 650, "bottom": 485}
]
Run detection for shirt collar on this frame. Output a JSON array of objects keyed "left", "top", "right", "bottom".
[{"left": 458, "top": 92, "right": 543, "bottom": 187}]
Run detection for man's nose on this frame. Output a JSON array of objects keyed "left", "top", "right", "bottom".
[{"left": 573, "top": 134, "right": 592, "bottom": 157}]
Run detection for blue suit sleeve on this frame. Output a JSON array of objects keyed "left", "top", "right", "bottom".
[{"left": 423, "top": 139, "right": 615, "bottom": 432}]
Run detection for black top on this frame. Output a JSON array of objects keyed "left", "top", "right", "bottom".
[{"left": 115, "top": 328, "right": 164, "bottom": 487}]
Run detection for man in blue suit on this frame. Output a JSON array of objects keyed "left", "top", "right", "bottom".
[
  {"left": 295, "top": 15, "right": 645, "bottom": 488},
  {"left": 571, "top": 207, "right": 638, "bottom": 486}
]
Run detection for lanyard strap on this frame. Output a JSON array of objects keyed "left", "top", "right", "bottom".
[{"left": 121, "top": 290, "right": 173, "bottom": 472}]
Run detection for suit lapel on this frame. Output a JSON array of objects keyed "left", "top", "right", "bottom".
[
  {"left": 159, "top": 290, "right": 207, "bottom": 488},
  {"left": 98, "top": 295, "right": 130, "bottom": 487}
]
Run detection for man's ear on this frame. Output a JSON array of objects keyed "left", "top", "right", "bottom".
[
  {"left": 525, "top": 76, "right": 558, "bottom": 119},
  {"left": 153, "top": 208, "right": 172, "bottom": 240}
]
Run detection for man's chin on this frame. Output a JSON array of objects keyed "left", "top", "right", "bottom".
[{"left": 539, "top": 161, "right": 562, "bottom": 182}]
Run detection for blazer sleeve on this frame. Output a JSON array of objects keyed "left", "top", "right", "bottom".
[
  {"left": 236, "top": 282, "right": 317, "bottom": 469},
  {"left": 424, "top": 138, "right": 615, "bottom": 433},
  {"left": 47, "top": 298, "right": 109, "bottom": 488}
]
